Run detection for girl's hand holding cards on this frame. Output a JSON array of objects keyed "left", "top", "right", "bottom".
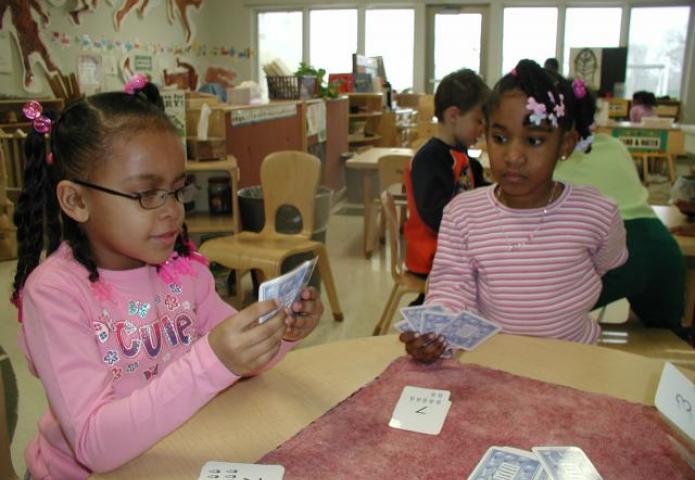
[
  {"left": 284, "top": 286, "right": 323, "bottom": 341},
  {"left": 208, "top": 300, "right": 287, "bottom": 376},
  {"left": 400, "top": 331, "right": 448, "bottom": 364}
]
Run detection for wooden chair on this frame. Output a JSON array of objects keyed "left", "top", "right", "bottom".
[
  {"left": 0, "top": 129, "right": 27, "bottom": 203},
  {"left": 200, "top": 151, "right": 343, "bottom": 321},
  {"left": 1, "top": 367, "right": 18, "bottom": 480},
  {"left": 372, "top": 191, "right": 426, "bottom": 335},
  {"left": 0, "top": 140, "right": 17, "bottom": 260},
  {"left": 375, "top": 154, "right": 410, "bottom": 242}
]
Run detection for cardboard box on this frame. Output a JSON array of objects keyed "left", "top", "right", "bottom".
[{"left": 186, "top": 137, "right": 226, "bottom": 161}]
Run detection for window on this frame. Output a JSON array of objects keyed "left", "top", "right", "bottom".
[
  {"left": 365, "top": 9, "right": 415, "bottom": 92},
  {"left": 563, "top": 8, "right": 622, "bottom": 75},
  {"left": 626, "top": 6, "right": 690, "bottom": 98},
  {"left": 433, "top": 12, "right": 482, "bottom": 82},
  {"left": 310, "top": 9, "right": 358, "bottom": 76},
  {"left": 257, "top": 11, "right": 303, "bottom": 91},
  {"left": 502, "top": 8, "right": 558, "bottom": 74}
]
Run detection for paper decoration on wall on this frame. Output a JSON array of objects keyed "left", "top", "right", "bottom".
[
  {"left": 163, "top": 57, "right": 197, "bottom": 90},
  {"left": 569, "top": 47, "right": 602, "bottom": 91},
  {"left": 204, "top": 66, "right": 236, "bottom": 88},
  {"left": 69, "top": 0, "right": 114, "bottom": 25},
  {"left": 161, "top": 90, "right": 186, "bottom": 145},
  {"left": 114, "top": 0, "right": 203, "bottom": 45},
  {"left": 0, "top": 0, "right": 60, "bottom": 90},
  {"left": 77, "top": 53, "right": 102, "bottom": 92},
  {"left": 47, "top": 31, "right": 252, "bottom": 59}
]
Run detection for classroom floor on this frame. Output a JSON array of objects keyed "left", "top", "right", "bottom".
[{"left": 2, "top": 159, "right": 694, "bottom": 475}]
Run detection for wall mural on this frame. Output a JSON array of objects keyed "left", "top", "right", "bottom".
[
  {"left": 113, "top": 0, "right": 202, "bottom": 45},
  {"left": 0, "top": 0, "right": 60, "bottom": 90}
]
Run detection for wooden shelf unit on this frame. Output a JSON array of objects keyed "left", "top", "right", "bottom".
[
  {"left": 347, "top": 93, "right": 398, "bottom": 149},
  {"left": 185, "top": 156, "right": 240, "bottom": 235}
]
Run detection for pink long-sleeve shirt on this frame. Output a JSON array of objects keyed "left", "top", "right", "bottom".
[
  {"left": 18, "top": 243, "right": 295, "bottom": 479},
  {"left": 426, "top": 184, "right": 628, "bottom": 343}
]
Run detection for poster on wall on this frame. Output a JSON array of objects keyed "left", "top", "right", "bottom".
[
  {"left": 0, "top": 32, "right": 11, "bottom": 73},
  {"left": 569, "top": 47, "right": 602, "bottom": 91},
  {"left": 133, "top": 54, "right": 153, "bottom": 74},
  {"left": 77, "top": 53, "right": 102, "bottom": 93},
  {"left": 161, "top": 90, "right": 187, "bottom": 147}
]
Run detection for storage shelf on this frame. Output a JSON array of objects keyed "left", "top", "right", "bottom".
[
  {"left": 186, "top": 158, "right": 237, "bottom": 172},
  {"left": 348, "top": 134, "right": 382, "bottom": 144},
  {"left": 186, "top": 212, "right": 236, "bottom": 234},
  {"left": 349, "top": 112, "right": 382, "bottom": 119}
]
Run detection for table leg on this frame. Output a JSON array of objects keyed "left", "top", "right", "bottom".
[
  {"left": 362, "top": 171, "right": 375, "bottom": 258},
  {"left": 684, "top": 268, "right": 695, "bottom": 327}
]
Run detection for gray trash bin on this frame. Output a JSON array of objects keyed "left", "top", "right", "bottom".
[{"left": 237, "top": 185, "right": 333, "bottom": 290}]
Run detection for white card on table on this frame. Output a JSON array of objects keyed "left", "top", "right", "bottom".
[
  {"left": 257, "top": 258, "right": 317, "bottom": 323},
  {"left": 388, "top": 385, "right": 451, "bottom": 435},
  {"left": 655, "top": 361, "right": 695, "bottom": 442},
  {"left": 198, "top": 461, "right": 285, "bottom": 480},
  {"left": 532, "top": 446, "right": 602, "bottom": 480},
  {"left": 467, "top": 446, "right": 547, "bottom": 480}
]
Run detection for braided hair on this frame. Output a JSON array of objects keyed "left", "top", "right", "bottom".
[
  {"left": 484, "top": 59, "right": 596, "bottom": 153},
  {"left": 12, "top": 83, "right": 192, "bottom": 304}
]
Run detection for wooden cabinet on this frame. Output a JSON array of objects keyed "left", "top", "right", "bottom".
[
  {"left": 348, "top": 93, "right": 386, "bottom": 147},
  {"left": 185, "top": 156, "right": 240, "bottom": 235}
]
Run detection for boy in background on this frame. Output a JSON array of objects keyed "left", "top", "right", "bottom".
[{"left": 403, "top": 69, "right": 490, "bottom": 305}]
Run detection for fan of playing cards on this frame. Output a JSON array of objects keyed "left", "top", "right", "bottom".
[
  {"left": 257, "top": 258, "right": 317, "bottom": 324},
  {"left": 395, "top": 305, "right": 502, "bottom": 351}
]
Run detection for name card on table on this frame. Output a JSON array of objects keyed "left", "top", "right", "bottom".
[{"left": 655, "top": 362, "right": 695, "bottom": 442}]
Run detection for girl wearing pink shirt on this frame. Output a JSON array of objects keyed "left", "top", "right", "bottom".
[
  {"left": 402, "top": 60, "right": 627, "bottom": 362},
  {"left": 12, "top": 78, "right": 322, "bottom": 479}
]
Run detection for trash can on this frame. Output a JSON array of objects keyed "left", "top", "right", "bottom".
[{"left": 237, "top": 185, "right": 333, "bottom": 290}]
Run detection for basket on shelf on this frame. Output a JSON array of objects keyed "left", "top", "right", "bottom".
[{"left": 266, "top": 75, "right": 317, "bottom": 100}]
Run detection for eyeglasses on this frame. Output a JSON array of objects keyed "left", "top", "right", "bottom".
[{"left": 73, "top": 179, "right": 196, "bottom": 210}]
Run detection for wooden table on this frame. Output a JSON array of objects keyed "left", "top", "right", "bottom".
[
  {"left": 653, "top": 205, "right": 695, "bottom": 326},
  {"left": 346, "top": 147, "right": 413, "bottom": 258},
  {"left": 91, "top": 334, "right": 672, "bottom": 479}
]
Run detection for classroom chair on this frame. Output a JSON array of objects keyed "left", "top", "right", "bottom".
[
  {"left": 200, "top": 151, "right": 343, "bottom": 321},
  {"left": 634, "top": 151, "right": 676, "bottom": 185},
  {"left": 0, "top": 142, "right": 17, "bottom": 260},
  {"left": 375, "top": 154, "right": 410, "bottom": 242},
  {"left": 372, "top": 191, "right": 426, "bottom": 335},
  {"left": 1, "top": 367, "right": 18, "bottom": 480},
  {"left": 0, "top": 129, "right": 26, "bottom": 203}
]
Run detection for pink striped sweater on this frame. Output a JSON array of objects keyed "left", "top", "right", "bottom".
[{"left": 426, "top": 183, "right": 628, "bottom": 343}]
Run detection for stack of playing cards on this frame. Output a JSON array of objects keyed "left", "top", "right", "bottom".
[
  {"left": 257, "top": 258, "right": 317, "bottom": 324},
  {"left": 388, "top": 386, "right": 452, "bottom": 435},
  {"left": 198, "top": 461, "right": 284, "bottom": 479},
  {"left": 395, "top": 305, "right": 501, "bottom": 351},
  {"left": 467, "top": 446, "right": 602, "bottom": 480}
]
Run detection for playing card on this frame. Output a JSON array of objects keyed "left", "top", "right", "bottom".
[
  {"left": 257, "top": 258, "right": 317, "bottom": 323},
  {"left": 394, "top": 319, "right": 414, "bottom": 333},
  {"left": 467, "top": 446, "right": 547, "bottom": 480},
  {"left": 400, "top": 305, "right": 445, "bottom": 332},
  {"left": 439, "top": 311, "right": 501, "bottom": 351},
  {"left": 420, "top": 310, "right": 456, "bottom": 335},
  {"left": 532, "top": 446, "right": 602, "bottom": 480},
  {"left": 198, "top": 461, "right": 285, "bottom": 480},
  {"left": 388, "top": 385, "right": 451, "bottom": 435}
]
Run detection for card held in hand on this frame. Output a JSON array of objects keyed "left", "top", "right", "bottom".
[
  {"left": 257, "top": 258, "right": 317, "bottom": 324},
  {"left": 198, "top": 461, "right": 285, "bottom": 480},
  {"left": 388, "top": 385, "right": 451, "bottom": 435}
]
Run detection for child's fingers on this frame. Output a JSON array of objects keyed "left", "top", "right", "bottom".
[
  {"left": 240, "top": 322, "right": 286, "bottom": 365},
  {"left": 240, "top": 311, "right": 286, "bottom": 347},
  {"left": 235, "top": 300, "right": 282, "bottom": 330}
]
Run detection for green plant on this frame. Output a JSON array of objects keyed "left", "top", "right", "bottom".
[{"left": 295, "top": 62, "right": 339, "bottom": 98}]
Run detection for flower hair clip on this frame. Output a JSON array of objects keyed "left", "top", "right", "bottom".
[
  {"left": 22, "top": 100, "right": 52, "bottom": 134},
  {"left": 572, "top": 79, "right": 587, "bottom": 99},
  {"left": 124, "top": 73, "right": 148, "bottom": 94},
  {"left": 526, "top": 97, "right": 547, "bottom": 126}
]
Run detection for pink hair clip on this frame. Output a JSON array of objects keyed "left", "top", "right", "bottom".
[
  {"left": 124, "top": 73, "right": 148, "bottom": 94},
  {"left": 46, "top": 152, "right": 54, "bottom": 165},
  {"left": 526, "top": 96, "right": 547, "bottom": 126},
  {"left": 572, "top": 79, "right": 587, "bottom": 99},
  {"left": 22, "top": 100, "right": 52, "bottom": 134},
  {"left": 510, "top": 68, "right": 517, "bottom": 77}
]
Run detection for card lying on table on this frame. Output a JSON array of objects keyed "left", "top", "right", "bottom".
[
  {"left": 532, "top": 446, "right": 602, "bottom": 480},
  {"left": 198, "top": 461, "right": 285, "bottom": 480},
  {"left": 467, "top": 446, "right": 547, "bottom": 480},
  {"left": 257, "top": 258, "right": 317, "bottom": 324},
  {"left": 388, "top": 385, "right": 451, "bottom": 435},
  {"left": 396, "top": 305, "right": 501, "bottom": 351}
]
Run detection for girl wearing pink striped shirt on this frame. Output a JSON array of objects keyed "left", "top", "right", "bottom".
[{"left": 402, "top": 60, "right": 628, "bottom": 362}]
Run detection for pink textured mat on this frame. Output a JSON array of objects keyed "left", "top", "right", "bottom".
[{"left": 259, "top": 357, "right": 694, "bottom": 479}]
